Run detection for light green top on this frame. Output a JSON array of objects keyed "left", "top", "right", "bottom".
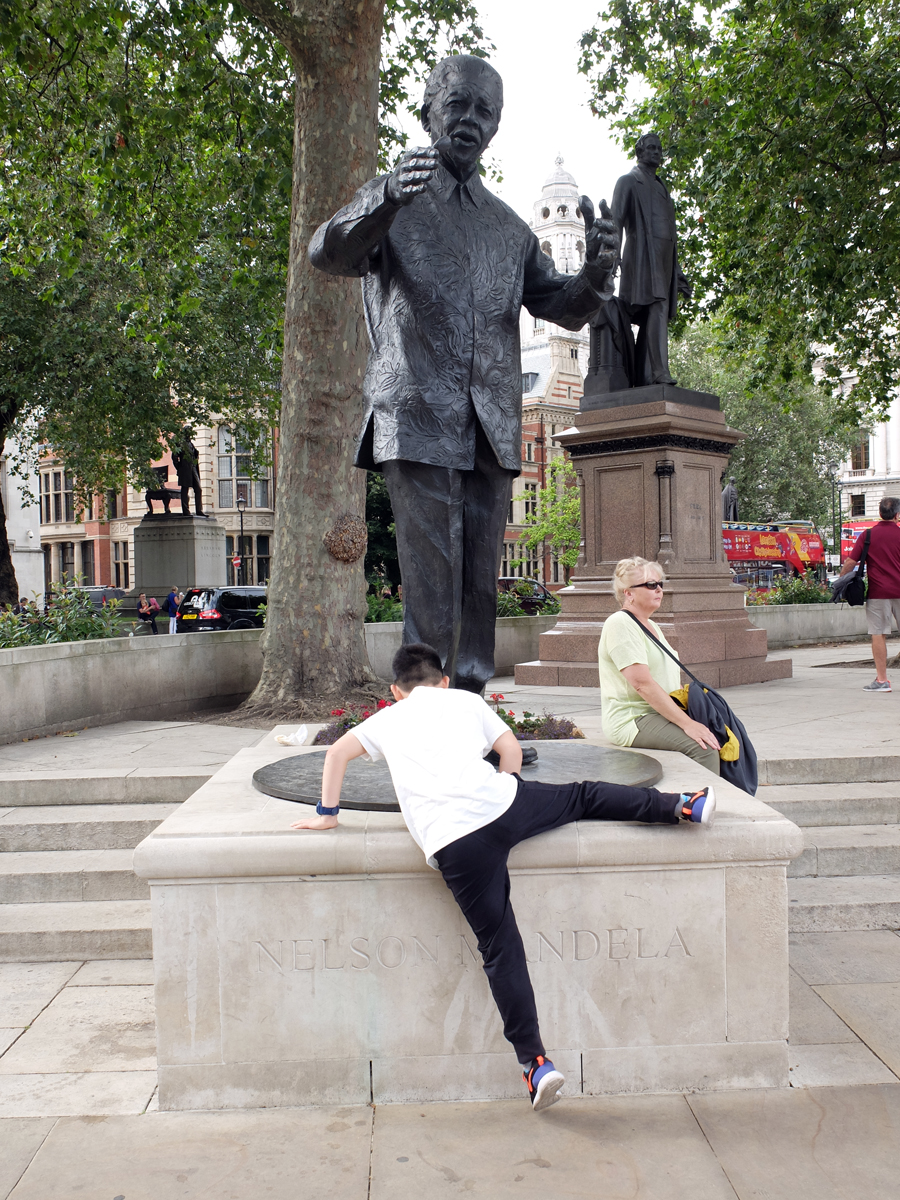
[{"left": 598, "top": 609, "right": 682, "bottom": 747}]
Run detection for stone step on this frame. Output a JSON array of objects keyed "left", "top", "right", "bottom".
[
  {"left": 0, "top": 900, "right": 152, "bottom": 961},
  {"left": 0, "top": 804, "right": 179, "bottom": 852},
  {"left": 759, "top": 755, "right": 900, "bottom": 786},
  {"left": 0, "top": 850, "right": 147, "bottom": 903},
  {"left": 788, "top": 875, "right": 900, "bottom": 932},
  {"left": 789, "top": 824, "right": 900, "bottom": 878},
  {"left": 0, "top": 769, "right": 209, "bottom": 807},
  {"left": 761, "top": 782, "right": 900, "bottom": 827}
]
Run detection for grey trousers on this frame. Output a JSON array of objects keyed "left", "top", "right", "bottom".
[{"left": 631, "top": 711, "right": 721, "bottom": 775}]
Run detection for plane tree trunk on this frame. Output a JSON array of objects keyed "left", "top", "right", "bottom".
[{"left": 236, "top": 0, "right": 385, "bottom": 711}]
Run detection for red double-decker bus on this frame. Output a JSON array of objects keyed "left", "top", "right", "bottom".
[
  {"left": 840, "top": 519, "right": 877, "bottom": 560},
  {"left": 722, "top": 521, "right": 825, "bottom": 590}
]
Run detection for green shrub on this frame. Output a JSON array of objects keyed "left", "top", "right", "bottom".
[
  {"left": 366, "top": 592, "right": 403, "bottom": 623},
  {"left": 0, "top": 581, "right": 123, "bottom": 648},
  {"left": 745, "top": 571, "right": 831, "bottom": 606}
]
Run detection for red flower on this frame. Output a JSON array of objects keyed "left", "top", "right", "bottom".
[
  {"left": 331, "top": 709, "right": 345, "bottom": 717},
  {"left": 377, "top": 699, "right": 388, "bottom": 709},
  {"left": 490, "top": 692, "right": 504, "bottom": 701},
  {"left": 362, "top": 710, "right": 371, "bottom": 718},
  {"left": 507, "top": 710, "right": 515, "bottom": 717}
]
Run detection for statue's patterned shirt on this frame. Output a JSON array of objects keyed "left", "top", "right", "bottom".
[{"left": 309, "top": 165, "right": 610, "bottom": 473}]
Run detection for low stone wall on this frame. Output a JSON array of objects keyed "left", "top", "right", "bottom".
[
  {"left": 364, "top": 614, "right": 558, "bottom": 681},
  {"left": 746, "top": 603, "right": 868, "bottom": 649},
  {"left": 0, "top": 615, "right": 558, "bottom": 744},
  {"left": 0, "top": 630, "right": 265, "bottom": 745}
]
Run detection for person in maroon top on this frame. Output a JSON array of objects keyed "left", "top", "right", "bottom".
[{"left": 840, "top": 496, "right": 900, "bottom": 691}]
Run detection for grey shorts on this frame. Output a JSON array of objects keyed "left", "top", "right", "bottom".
[{"left": 865, "top": 597, "right": 900, "bottom": 635}]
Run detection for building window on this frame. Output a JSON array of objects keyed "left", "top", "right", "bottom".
[
  {"left": 850, "top": 494, "right": 866, "bottom": 517},
  {"left": 257, "top": 534, "right": 271, "bottom": 584},
  {"left": 525, "top": 441, "right": 533, "bottom": 462},
  {"left": 533, "top": 317, "right": 545, "bottom": 334},
  {"left": 113, "top": 541, "right": 130, "bottom": 590},
  {"left": 566, "top": 385, "right": 573, "bottom": 400},
  {"left": 106, "top": 490, "right": 119, "bottom": 520},
  {"left": 541, "top": 207, "right": 550, "bottom": 219},
  {"left": 41, "top": 474, "right": 51, "bottom": 524},
  {"left": 80, "top": 541, "right": 95, "bottom": 586},
  {"left": 58, "top": 541, "right": 75, "bottom": 580},
  {"left": 524, "top": 483, "right": 538, "bottom": 518},
  {"left": 851, "top": 438, "right": 870, "bottom": 471},
  {"left": 522, "top": 372, "right": 539, "bottom": 393},
  {"left": 569, "top": 348, "right": 578, "bottom": 359},
  {"left": 217, "top": 426, "right": 272, "bottom": 510},
  {"left": 508, "top": 497, "right": 515, "bottom": 524}
]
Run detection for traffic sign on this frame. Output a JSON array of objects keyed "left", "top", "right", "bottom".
[{"left": 231, "top": 556, "right": 241, "bottom": 567}]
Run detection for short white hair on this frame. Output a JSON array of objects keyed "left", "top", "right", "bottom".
[{"left": 613, "top": 556, "right": 666, "bottom": 605}]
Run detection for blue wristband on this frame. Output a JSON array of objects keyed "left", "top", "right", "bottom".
[{"left": 316, "top": 802, "right": 340, "bottom": 816}]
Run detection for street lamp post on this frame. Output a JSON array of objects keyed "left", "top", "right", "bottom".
[
  {"left": 236, "top": 496, "right": 247, "bottom": 585},
  {"left": 827, "top": 463, "right": 840, "bottom": 570}
]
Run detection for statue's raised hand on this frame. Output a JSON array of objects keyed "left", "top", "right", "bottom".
[
  {"left": 386, "top": 145, "right": 441, "bottom": 206},
  {"left": 581, "top": 195, "right": 618, "bottom": 273}
]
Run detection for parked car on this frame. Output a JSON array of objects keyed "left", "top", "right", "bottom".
[
  {"left": 176, "top": 586, "right": 267, "bottom": 632},
  {"left": 497, "top": 577, "right": 556, "bottom": 615}
]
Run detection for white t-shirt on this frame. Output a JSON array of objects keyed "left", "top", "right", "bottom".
[{"left": 351, "top": 687, "right": 518, "bottom": 867}]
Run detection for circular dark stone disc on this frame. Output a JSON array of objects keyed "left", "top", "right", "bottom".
[{"left": 252, "top": 741, "right": 662, "bottom": 812}]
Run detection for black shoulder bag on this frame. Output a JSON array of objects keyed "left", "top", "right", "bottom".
[{"left": 841, "top": 528, "right": 871, "bottom": 607}]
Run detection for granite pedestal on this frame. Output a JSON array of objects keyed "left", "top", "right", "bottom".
[
  {"left": 131, "top": 514, "right": 226, "bottom": 601},
  {"left": 516, "top": 385, "right": 793, "bottom": 688},
  {"left": 133, "top": 732, "right": 803, "bottom": 1109}
]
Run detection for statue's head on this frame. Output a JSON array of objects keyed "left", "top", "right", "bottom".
[
  {"left": 421, "top": 55, "right": 503, "bottom": 175},
  {"left": 634, "top": 132, "right": 663, "bottom": 169}
]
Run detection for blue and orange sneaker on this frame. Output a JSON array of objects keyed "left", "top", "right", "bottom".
[
  {"left": 679, "top": 786, "right": 716, "bottom": 825},
  {"left": 523, "top": 1055, "right": 565, "bottom": 1111}
]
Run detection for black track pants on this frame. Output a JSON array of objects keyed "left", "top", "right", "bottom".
[{"left": 434, "top": 777, "right": 681, "bottom": 1064}]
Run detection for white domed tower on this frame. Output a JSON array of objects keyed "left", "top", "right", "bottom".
[{"left": 531, "top": 155, "right": 587, "bottom": 275}]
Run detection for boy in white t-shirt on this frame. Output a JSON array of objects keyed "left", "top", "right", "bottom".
[{"left": 291, "top": 643, "right": 715, "bottom": 1112}]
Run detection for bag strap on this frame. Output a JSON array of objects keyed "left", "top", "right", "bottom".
[
  {"left": 623, "top": 609, "right": 711, "bottom": 691},
  {"left": 857, "top": 527, "right": 872, "bottom": 570}
]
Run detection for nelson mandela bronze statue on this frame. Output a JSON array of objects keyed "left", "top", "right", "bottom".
[{"left": 310, "top": 55, "right": 617, "bottom": 692}]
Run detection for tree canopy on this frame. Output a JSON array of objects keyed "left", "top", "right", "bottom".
[
  {"left": 580, "top": 0, "right": 900, "bottom": 420},
  {"left": 670, "top": 323, "right": 859, "bottom": 531}
]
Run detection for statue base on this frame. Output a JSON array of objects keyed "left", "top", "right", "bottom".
[
  {"left": 130, "top": 513, "right": 226, "bottom": 601},
  {"left": 515, "top": 388, "right": 792, "bottom": 688}
]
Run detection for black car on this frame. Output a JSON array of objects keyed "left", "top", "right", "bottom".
[
  {"left": 497, "top": 577, "right": 557, "bottom": 615},
  {"left": 176, "top": 586, "right": 267, "bottom": 632}
]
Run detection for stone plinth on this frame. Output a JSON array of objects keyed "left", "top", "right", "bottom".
[
  {"left": 516, "top": 386, "right": 792, "bottom": 688},
  {"left": 133, "top": 732, "right": 803, "bottom": 1110},
  {"left": 131, "top": 514, "right": 226, "bottom": 599}
]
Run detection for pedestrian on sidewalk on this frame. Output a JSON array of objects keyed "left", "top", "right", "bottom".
[
  {"left": 137, "top": 593, "right": 160, "bottom": 635},
  {"left": 164, "top": 585, "right": 181, "bottom": 634},
  {"left": 840, "top": 496, "right": 900, "bottom": 692},
  {"left": 290, "top": 641, "right": 715, "bottom": 1113},
  {"left": 597, "top": 557, "right": 721, "bottom": 772}
]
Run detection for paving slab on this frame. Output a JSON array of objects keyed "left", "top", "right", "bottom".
[
  {"left": 814, "top": 982, "right": 900, "bottom": 1077},
  {"left": 0, "top": 963, "right": 81, "bottom": 1025},
  {"left": 8, "top": 1107, "right": 372, "bottom": 1200},
  {"left": 789, "top": 930, "right": 900, "bottom": 984},
  {"left": 0, "top": 1030, "right": 24, "bottom": 1056},
  {"left": 788, "top": 1042, "right": 897, "bottom": 1088},
  {"left": 788, "top": 968, "right": 858, "bottom": 1045},
  {"left": 68, "top": 959, "right": 155, "bottom": 986},
  {"left": 0, "top": 1071, "right": 156, "bottom": 1118},
  {"left": 688, "top": 1083, "right": 900, "bottom": 1200},
  {"left": 0, "top": 984, "right": 155, "bottom": 1074},
  {"left": 0, "top": 1119, "right": 55, "bottom": 1200},
  {"left": 369, "top": 1095, "right": 736, "bottom": 1200}
]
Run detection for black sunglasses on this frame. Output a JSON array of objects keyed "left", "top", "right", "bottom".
[{"left": 631, "top": 580, "right": 664, "bottom": 591}]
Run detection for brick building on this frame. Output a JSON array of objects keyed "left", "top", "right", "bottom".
[{"left": 38, "top": 424, "right": 276, "bottom": 595}]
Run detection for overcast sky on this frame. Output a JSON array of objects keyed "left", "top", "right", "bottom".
[{"left": 397, "top": 0, "right": 633, "bottom": 222}]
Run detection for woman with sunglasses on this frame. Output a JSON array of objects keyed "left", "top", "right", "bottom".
[{"left": 598, "top": 556, "right": 720, "bottom": 773}]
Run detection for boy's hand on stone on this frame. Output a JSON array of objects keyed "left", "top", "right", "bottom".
[{"left": 290, "top": 814, "right": 338, "bottom": 830}]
